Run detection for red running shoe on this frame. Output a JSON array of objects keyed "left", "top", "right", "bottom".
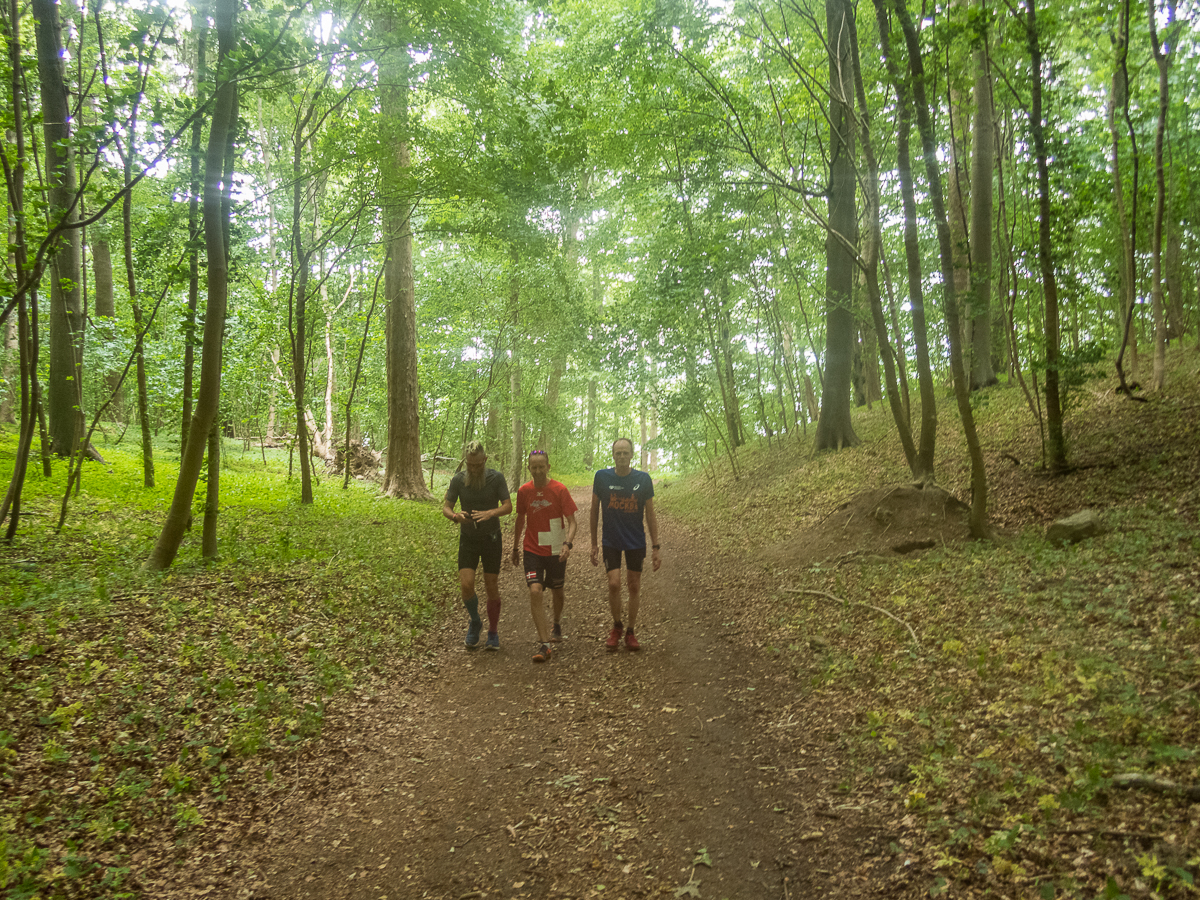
[
  {"left": 624, "top": 629, "right": 641, "bottom": 651},
  {"left": 532, "top": 643, "right": 552, "bottom": 663},
  {"left": 606, "top": 625, "right": 623, "bottom": 652}
]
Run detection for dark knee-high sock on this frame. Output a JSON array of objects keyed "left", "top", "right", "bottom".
[
  {"left": 486, "top": 595, "right": 501, "bottom": 632},
  {"left": 463, "top": 594, "right": 481, "bottom": 626}
]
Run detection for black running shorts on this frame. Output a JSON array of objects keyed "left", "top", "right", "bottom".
[
  {"left": 602, "top": 546, "right": 646, "bottom": 573},
  {"left": 458, "top": 530, "right": 503, "bottom": 574},
  {"left": 522, "top": 550, "right": 567, "bottom": 589}
]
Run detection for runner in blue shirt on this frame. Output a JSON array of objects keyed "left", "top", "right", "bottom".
[{"left": 589, "top": 437, "right": 661, "bottom": 651}]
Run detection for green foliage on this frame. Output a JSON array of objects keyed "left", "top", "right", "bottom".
[
  {"left": 662, "top": 352, "right": 1200, "bottom": 897},
  {"left": 0, "top": 432, "right": 455, "bottom": 899}
]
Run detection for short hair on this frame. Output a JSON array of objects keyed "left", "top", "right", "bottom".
[
  {"left": 612, "top": 437, "right": 635, "bottom": 452},
  {"left": 465, "top": 440, "right": 486, "bottom": 457},
  {"left": 528, "top": 449, "right": 549, "bottom": 464}
]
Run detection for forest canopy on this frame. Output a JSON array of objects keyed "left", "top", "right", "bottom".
[{"left": 1, "top": 0, "right": 1197, "bottom": 556}]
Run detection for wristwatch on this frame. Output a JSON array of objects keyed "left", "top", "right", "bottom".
[
  {"left": 652, "top": 544, "right": 661, "bottom": 550},
  {"left": 565, "top": 542, "right": 573, "bottom": 549}
]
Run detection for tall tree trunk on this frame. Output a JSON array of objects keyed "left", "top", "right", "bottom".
[
  {"left": 1147, "top": 0, "right": 1172, "bottom": 388},
  {"left": 122, "top": 131, "right": 155, "bottom": 487},
  {"left": 539, "top": 179, "right": 586, "bottom": 453},
  {"left": 892, "top": 0, "right": 990, "bottom": 536},
  {"left": 0, "top": 121, "right": 12, "bottom": 426},
  {"left": 509, "top": 252, "right": 524, "bottom": 492},
  {"left": 202, "top": 419, "right": 220, "bottom": 559},
  {"left": 147, "top": 0, "right": 237, "bottom": 570},
  {"left": 1113, "top": 0, "right": 1141, "bottom": 394},
  {"left": 947, "top": 31, "right": 972, "bottom": 375},
  {"left": 1025, "top": 0, "right": 1066, "bottom": 470},
  {"left": 91, "top": 234, "right": 124, "bottom": 406},
  {"left": 182, "top": 13, "right": 207, "bottom": 456},
  {"left": 969, "top": 21, "right": 997, "bottom": 390},
  {"left": 874, "top": 0, "right": 936, "bottom": 477},
  {"left": 1107, "top": 40, "right": 1138, "bottom": 377},
  {"left": 378, "top": 22, "right": 429, "bottom": 499},
  {"left": 289, "top": 122, "right": 314, "bottom": 504},
  {"left": 33, "top": 0, "right": 83, "bottom": 457},
  {"left": 815, "top": 0, "right": 860, "bottom": 451},
  {"left": 1166, "top": 219, "right": 1183, "bottom": 341}
]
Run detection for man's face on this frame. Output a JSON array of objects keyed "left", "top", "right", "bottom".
[
  {"left": 612, "top": 442, "right": 633, "bottom": 467},
  {"left": 465, "top": 453, "right": 487, "bottom": 477},
  {"left": 528, "top": 456, "right": 549, "bottom": 483}
]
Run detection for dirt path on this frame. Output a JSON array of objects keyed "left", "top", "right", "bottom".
[{"left": 196, "top": 489, "right": 907, "bottom": 899}]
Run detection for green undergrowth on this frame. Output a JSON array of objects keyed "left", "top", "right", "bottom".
[
  {"left": 1, "top": 434, "right": 454, "bottom": 899},
  {"left": 662, "top": 350, "right": 1200, "bottom": 898}
]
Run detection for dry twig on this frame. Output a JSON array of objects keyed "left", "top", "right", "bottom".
[{"left": 782, "top": 588, "right": 922, "bottom": 650}]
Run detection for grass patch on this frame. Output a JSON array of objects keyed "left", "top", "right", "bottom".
[
  {"left": 1, "top": 432, "right": 455, "bottom": 899},
  {"left": 661, "top": 349, "right": 1200, "bottom": 897}
]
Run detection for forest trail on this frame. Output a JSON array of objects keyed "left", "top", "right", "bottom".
[{"left": 190, "top": 487, "right": 904, "bottom": 900}]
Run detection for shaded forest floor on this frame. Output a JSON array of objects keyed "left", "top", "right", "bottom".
[{"left": 4, "top": 351, "right": 1200, "bottom": 900}]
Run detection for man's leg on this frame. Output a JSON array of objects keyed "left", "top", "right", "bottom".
[
  {"left": 460, "top": 567, "right": 482, "bottom": 648},
  {"left": 550, "top": 586, "right": 565, "bottom": 632},
  {"left": 606, "top": 566, "right": 624, "bottom": 624},
  {"left": 625, "top": 569, "right": 642, "bottom": 631},
  {"left": 483, "top": 573, "right": 502, "bottom": 632},
  {"left": 528, "top": 582, "right": 551, "bottom": 643}
]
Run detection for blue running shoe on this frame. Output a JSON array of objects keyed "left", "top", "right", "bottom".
[
  {"left": 485, "top": 631, "right": 500, "bottom": 651},
  {"left": 465, "top": 619, "right": 482, "bottom": 650}
]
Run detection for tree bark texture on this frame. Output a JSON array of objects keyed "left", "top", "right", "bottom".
[
  {"left": 1147, "top": 0, "right": 1172, "bottom": 388},
  {"left": 147, "top": 0, "right": 237, "bottom": 570},
  {"left": 969, "top": 22, "right": 997, "bottom": 390},
  {"left": 182, "top": 15, "right": 207, "bottom": 456},
  {"left": 873, "top": 0, "right": 935, "bottom": 477},
  {"left": 379, "top": 23, "right": 430, "bottom": 500},
  {"left": 33, "top": 0, "right": 84, "bottom": 457},
  {"left": 123, "top": 148, "right": 154, "bottom": 488},
  {"left": 1026, "top": 0, "right": 1066, "bottom": 469},
  {"left": 892, "top": 0, "right": 990, "bottom": 537},
  {"left": 815, "top": 0, "right": 860, "bottom": 452},
  {"left": 508, "top": 254, "right": 524, "bottom": 492}
]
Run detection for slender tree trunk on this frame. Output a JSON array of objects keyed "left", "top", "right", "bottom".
[
  {"left": 947, "top": 35, "right": 972, "bottom": 375},
  {"left": 91, "top": 234, "right": 125, "bottom": 406},
  {"left": 33, "top": 0, "right": 84, "bottom": 457},
  {"left": 1113, "top": 0, "right": 1141, "bottom": 394},
  {"left": 892, "top": 0, "right": 990, "bottom": 536},
  {"left": 508, "top": 249, "right": 524, "bottom": 491},
  {"left": 874, "top": 1, "right": 937, "bottom": 477},
  {"left": 539, "top": 179, "right": 585, "bottom": 453},
  {"left": 202, "top": 419, "right": 219, "bottom": 559},
  {"left": 289, "top": 121, "right": 314, "bottom": 504},
  {"left": 969, "top": 21, "right": 997, "bottom": 390},
  {"left": 1026, "top": 0, "right": 1066, "bottom": 469},
  {"left": 1107, "top": 47, "right": 1138, "bottom": 376},
  {"left": 122, "top": 136, "right": 155, "bottom": 487},
  {"left": 0, "top": 122, "right": 12, "bottom": 426},
  {"left": 845, "top": 13, "right": 917, "bottom": 472},
  {"left": 182, "top": 13, "right": 207, "bottom": 456},
  {"left": 1147, "top": 0, "right": 1172, "bottom": 389},
  {"left": 147, "top": 0, "right": 237, "bottom": 570},
  {"left": 815, "top": 0, "right": 860, "bottom": 451}
]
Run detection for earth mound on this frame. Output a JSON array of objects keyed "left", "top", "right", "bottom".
[{"left": 763, "top": 483, "right": 971, "bottom": 569}]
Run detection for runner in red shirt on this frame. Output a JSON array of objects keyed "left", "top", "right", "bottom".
[{"left": 510, "top": 450, "right": 578, "bottom": 663}]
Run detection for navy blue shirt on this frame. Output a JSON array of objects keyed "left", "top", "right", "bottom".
[{"left": 593, "top": 467, "right": 654, "bottom": 550}]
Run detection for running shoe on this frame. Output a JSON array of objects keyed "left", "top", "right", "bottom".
[
  {"left": 551, "top": 622, "right": 563, "bottom": 642},
  {"left": 532, "top": 643, "right": 552, "bottom": 663},
  {"left": 605, "top": 625, "right": 623, "bottom": 652},
  {"left": 624, "top": 629, "right": 641, "bottom": 651},
  {"left": 465, "top": 619, "right": 482, "bottom": 650},
  {"left": 485, "top": 632, "right": 500, "bottom": 651}
]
